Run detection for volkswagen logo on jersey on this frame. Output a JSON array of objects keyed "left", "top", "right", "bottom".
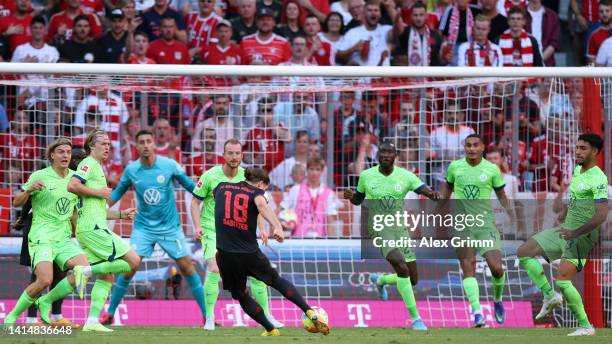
[
  {"left": 56, "top": 197, "right": 71, "bottom": 215},
  {"left": 463, "top": 185, "right": 481, "bottom": 199},
  {"left": 143, "top": 188, "right": 162, "bottom": 205}
]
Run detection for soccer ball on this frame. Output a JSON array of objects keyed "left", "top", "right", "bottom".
[{"left": 301, "top": 306, "right": 328, "bottom": 333}]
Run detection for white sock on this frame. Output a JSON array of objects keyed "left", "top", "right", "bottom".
[
  {"left": 83, "top": 266, "right": 92, "bottom": 277},
  {"left": 50, "top": 314, "right": 63, "bottom": 321},
  {"left": 86, "top": 317, "right": 99, "bottom": 325},
  {"left": 26, "top": 317, "right": 38, "bottom": 324}
]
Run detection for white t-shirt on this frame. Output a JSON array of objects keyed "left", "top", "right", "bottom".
[
  {"left": 280, "top": 184, "right": 340, "bottom": 215},
  {"left": 330, "top": 1, "right": 352, "bottom": 25},
  {"left": 430, "top": 125, "right": 475, "bottom": 160},
  {"left": 337, "top": 24, "right": 392, "bottom": 66},
  {"left": 528, "top": 7, "right": 545, "bottom": 53},
  {"left": 596, "top": 36, "right": 612, "bottom": 66},
  {"left": 11, "top": 43, "right": 60, "bottom": 107},
  {"left": 269, "top": 157, "right": 328, "bottom": 190}
]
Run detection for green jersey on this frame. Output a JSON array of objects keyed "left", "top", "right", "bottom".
[
  {"left": 563, "top": 165, "right": 609, "bottom": 230},
  {"left": 193, "top": 165, "right": 245, "bottom": 233},
  {"left": 73, "top": 156, "right": 108, "bottom": 232},
  {"left": 23, "top": 167, "right": 78, "bottom": 243}
]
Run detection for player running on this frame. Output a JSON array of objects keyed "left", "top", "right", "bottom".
[
  {"left": 440, "top": 134, "right": 515, "bottom": 327},
  {"left": 3, "top": 138, "right": 91, "bottom": 329},
  {"left": 344, "top": 142, "right": 440, "bottom": 331},
  {"left": 190, "top": 138, "right": 282, "bottom": 330},
  {"left": 214, "top": 167, "right": 330, "bottom": 336},
  {"left": 517, "top": 133, "right": 608, "bottom": 337},
  {"left": 57, "top": 129, "right": 139, "bottom": 332},
  {"left": 100, "top": 130, "right": 206, "bottom": 325}
]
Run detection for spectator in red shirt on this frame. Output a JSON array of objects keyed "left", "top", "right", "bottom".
[
  {"left": 490, "top": 120, "right": 527, "bottom": 174},
  {"left": 0, "top": 0, "right": 16, "bottom": 18},
  {"left": 586, "top": 0, "right": 612, "bottom": 63},
  {"left": 121, "top": 115, "right": 141, "bottom": 165},
  {"left": 0, "top": 109, "right": 40, "bottom": 185},
  {"left": 243, "top": 96, "right": 291, "bottom": 171},
  {"left": 0, "top": 0, "right": 33, "bottom": 55},
  {"left": 240, "top": 7, "right": 291, "bottom": 65},
  {"left": 60, "top": 0, "right": 105, "bottom": 16},
  {"left": 153, "top": 117, "right": 183, "bottom": 162},
  {"left": 299, "top": 0, "right": 330, "bottom": 24},
  {"left": 123, "top": 30, "right": 156, "bottom": 64},
  {"left": 147, "top": 16, "right": 191, "bottom": 64},
  {"left": 47, "top": 0, "right": 103, "bottom": 46},
  {"left": 185, "top": 127, "right": 224, "bottom": 178},
  {"left": 303, "top": 14, "right": 333, "bottom": 65},
  {"left": 185, "top": 0, "right": 222, "bottom": 58},
  {"left": 200, "top": 19, "right": 243, "bottom": 65}
]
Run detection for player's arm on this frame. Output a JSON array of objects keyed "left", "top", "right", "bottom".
[
  {"left": 560, "top": 201, "right": 608, "bottom": 239},
  {"left": 106, "top": 208, "right": 137, "bottom": 220},
  {"left": 343, "top": 189, "right": 365, "bottom": 205},
  {"left": 255, "top": 194, "right": 284, "bottom": 243},
  {"left": 414, "top": 184, "right": 441, "bottom": 201},
  {"left": 173, "top": 164, "right": 196, "bottom": 193},
  {"left": 68, "top": 177, "right": 112, "bottom": 201},
  {"left": 13, "top": 179, "right": 44, "bottom": 207},
  {"left": 495, "top": 187, "right": 515, "bottom": 221},
  {"left": 108, "top": 171, "right": 133, "bottom": 207},
  {"left": 257, "top": 214, "right": 270, "bottom": 245}
]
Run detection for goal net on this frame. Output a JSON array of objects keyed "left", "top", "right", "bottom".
[{"left": 0, "top": 65, "right": 610, "bottom": 328}]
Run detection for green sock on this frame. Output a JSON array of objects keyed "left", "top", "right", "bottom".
[
  {"left": 91, "top": 260, "right": 131, "bottom": 275},
  {"left": 40, "top": 277, "right": 73, "bottom": 305},
  {"left": 462, "top": 277, "right": 481, "bottom": 312},
  {"left": 7, "top": 291, "right": 36, "bottom": 320},
  {"left": 396, "top": 277, "right": 420, "bottom": 320},
  {"left": 249, "top": 277, "right": 270, "bottom": 315},
  {"left": 491, "top": 272, "right": 505, "bottom": 302},
  {"left": 379, "top": 274, "right": 398, "bottom": 285},
  {"left": 556, "top": 280, "right": 590, "bottom": 327},
  {"left": 519, "top": 257, "right": 553, "bottom": 299},
  {"left": 88, "top": 279, "right": 112, "bottom": 318},
  {"left": 204, "top": 272, "right": 220, "bottom": 319}
]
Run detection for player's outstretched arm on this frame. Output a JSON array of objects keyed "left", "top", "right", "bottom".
[
  {"left": 107, "top": 208, "right": 137, "bottom": 220},
  {"left": 416, "top": 185, "right": 441, "bottom": 201},
  {"left": 255, "top": 195, "right": 284, "bottom": 243},
  {"left": 67, "top": 177, "right": 112, "bottom": 201},
  {"left": 108, "top": 171, "right": 134, "bottom": 207},
  {"left": 559, "top": 202, "right": 608, "bottom": 239},
  {"left": 173, "top": 165, "right": 197, "bottom": 193},
  {"left": 257, "top": 214, "right": 270, "bottom": 246},
  {"left": 495, "top": 188, "right": 516, "bottom": 223},
  {"left": 343, "top": 189, "right": 365, "bottom": 206},
  {"left": 190, "top": 197, "right": 204, "bottom": 240}
]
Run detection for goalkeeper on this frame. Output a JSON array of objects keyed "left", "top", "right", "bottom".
[
  {"left": 344, "top": 142, "right": 440, "bottom": 331},
  {"left": 100, "top": 130, "right": 206, "bottom": 325},
  {"left": 517, "top": 133, "right": 608, "bottom": 337}
]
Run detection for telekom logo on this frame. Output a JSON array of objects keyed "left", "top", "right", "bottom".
[
  {"left": 347, "top": 304, "right": 372, "bottom": 327},
  {"left": 225, "top": 304, "right": 249, "bottom": 327}
]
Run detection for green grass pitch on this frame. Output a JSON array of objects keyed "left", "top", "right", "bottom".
[{"left": 2, "top": 327, "right": 612, "bottom": 344}]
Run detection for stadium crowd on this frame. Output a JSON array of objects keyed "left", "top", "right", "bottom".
[{"left": 0, "top": 0, "right": 602, "bottom": 237}]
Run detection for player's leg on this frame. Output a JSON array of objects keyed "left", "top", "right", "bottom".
[
  {"left": 175, "top": 255, "right": 206, "bottom": 319},
  {"left": 25, "top": 272, "right": 39, "bottom": 324},
  {"left": 249, "top": 277, "right": 284, "bottom": 328},
  {"left": 370, "top": 256, "right": 419, "bottom": 301},
  {"left": 483, "top": 249, "right": 506, "bottom": 324},
  {"left": 79, "top": 230, "right": 136, "bottom": 276},
  {"left": 457, "top": 246, "right": 485, "bottom": 327},
  {"left": 82, "top": 273, "right": 114, "bottom": 332},
  {"left": 556, "top": 259, "right": 593, "bottom": 336},
  {"left": 3, "top": 258, "right": 54, "bottom": 327},
  {"left": 384, "top": 248, "right": 426, "bottom": 330},
  {"left": 517, "top": 230, "right": 563, "bottom": 319},
  {"left": 202, "top": 234, "right": 220, "bottom": 330},
  {"left": 48, "top": 265, "right": 80, "bottom": 329}
]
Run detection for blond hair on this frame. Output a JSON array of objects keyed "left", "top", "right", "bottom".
[
  {"left": 46, "top": 138, "right": 73, "bottom": 162},
  {"left": 84, "top": 129, "right": 107, "bottom": 155}
]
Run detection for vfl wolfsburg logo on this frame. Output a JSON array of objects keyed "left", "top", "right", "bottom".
[
  {"left": 56, "top": 197, "right": 71, "bottom": 215},
  {"left": 463, "top": 185, "right": 480, "bottom": 199}
]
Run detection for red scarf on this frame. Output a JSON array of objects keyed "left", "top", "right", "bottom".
[
  {"left": 448, "top": 5, "right": 474, "bottom": 46},
  {"left": 467, "top": 40, "right": 493, "bottom": 66},
  {"left": 499, "top": 29, "right": 534, "bottom": 66}
]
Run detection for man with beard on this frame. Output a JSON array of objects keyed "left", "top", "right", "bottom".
[
  {"left": 344, "top": 142, "right": 440, "bottom": 331},
  {"left": 147, "top": 16, "right": 190, "bottom": 64},
  {"left": 58, "top": 15, "right": 105, "bottom": 63},
  {"left": 240, "top": 7, "right": 290, "bottom": 65},
  {"left": 395, "top": 2, "right": 443, "bottom": 66},
  {"left": 336, "top": 0, "right": 392, "bottom": 66},
  {"left": 586, "top": 0, "right": 612, "bottom": 63}
]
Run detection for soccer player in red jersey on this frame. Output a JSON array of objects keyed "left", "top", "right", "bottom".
[
  {"left": 303, "top": 14, "right": 333, "bottom": 65},
  {"left": 147, "top": 16, "right": 191, "bottom": 64},
  {"left": 185, "top": 0, "right": 222, "bottom": 56},
  {"left": 47, "top": 0, "right": 102, "bottom": 44},
  {"left": 240, "top": 7, "right": 291, "bottom": 65},
  {"left": 0, "top": 0, "right": 33, "bottom": 54}
]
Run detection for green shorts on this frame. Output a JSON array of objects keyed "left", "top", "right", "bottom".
[
  {"left": 532, "top": 227, "right": 597, "bottom": 270},
  {"left": 202, "top": 232, "right": 217, "bottom": 261},
  {"left": 29, "top": 239, "right": 83, "bottom": 271},
  {"left": 76, "top": 228, "right": 131, "bottom": 264},
  {"left": 453, "top": 223, "right": 502, "bottom": 256},
  {"left": 371, "top": 228, "right": 416, "bottom": 263}
]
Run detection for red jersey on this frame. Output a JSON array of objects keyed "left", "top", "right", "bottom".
[
  {"left": 200, "top": 42, "right": 243, "bottom": 64},
  {"left": 240, "top": 33, "right": 291, "bottom": 65},
  {"left": 154, "top": 144, "right": 183, "bottom": 163},
  {"left": 587, "top": 26, "right": 610, "bottom": 59},
  {"left": 243, "top": 127, "right": 285, "bottom": 172},
  {"left": 299, "top": 0, "right": 330, "bottom": 25},
  {"left": 47, "top": 10, "right": 103, "bottom": 41},
  {"left": 400, "top": 8, "right": 439, "bottom": 29},
  {"left": 0, "top": 0, "right": 15, "bottom": 17},
  {"left": 127, "top": 54, "right": 157, "bottom": 64},
  {"left": 185, "top": 153, "right": 224, "bottom": 177},
  {"left": 147, "top": 39, "right": 191, "bottom": 64},
  {"left": 185, "top": 11, "right": 221, "bottom": 48},
  {"left": 103, "top": 160, "right": 123, "bottom": 188},
  {"left": 0, "top": 132, "right": 39, "bottom": 180},
  {"left": 60, "top": 0, "right": 104, "bottom": 15},
  {"left": 0, "top": 14, "right": 32, "bottom": 53},
  {"left": 583, "top": 0, "right": 599, "bottom": 22},
  {"left": 307, "top": 37, "right": 333, "bottom": 66}
]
